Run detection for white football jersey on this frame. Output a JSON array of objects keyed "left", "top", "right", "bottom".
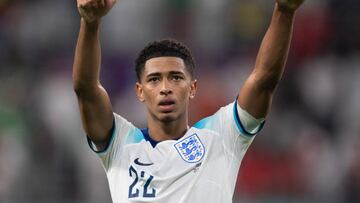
[{"left": 88, "top": 100, "right": 264, "bottom": 203}]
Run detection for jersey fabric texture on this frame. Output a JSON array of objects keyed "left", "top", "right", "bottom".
[{"left": 87, "top": 100, "right": 264, "bottom": 203}]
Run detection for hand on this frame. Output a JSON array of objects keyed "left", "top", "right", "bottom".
[
  {"left": 77, "top": 0, "right": 117, "bottom": 23},
  {"left": 276, "top": 0, "right": 305, "bottom": 13}
]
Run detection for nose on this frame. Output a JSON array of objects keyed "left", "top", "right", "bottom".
[{"left": 160, "top": 80, "right": 172, "bottom": 95}]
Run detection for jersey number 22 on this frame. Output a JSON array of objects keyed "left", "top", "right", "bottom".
[{"left": 128, "top": 166, "right": 156, "bottom": 198}]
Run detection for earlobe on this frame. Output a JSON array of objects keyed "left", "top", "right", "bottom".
[
  {"left": 189, "top": 79, "right": 197, "bottom": 100},
  {"left": 135, "top": 82, "right": 145, "bottom": 102}
]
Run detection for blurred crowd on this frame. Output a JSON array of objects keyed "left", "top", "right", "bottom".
[{"left": 0, "top": 0, "right": 359, "bottom": 203}]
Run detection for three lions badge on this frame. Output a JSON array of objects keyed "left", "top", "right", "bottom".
[{"left": 174, "top": 133, "right": 205, "bottom": 163}]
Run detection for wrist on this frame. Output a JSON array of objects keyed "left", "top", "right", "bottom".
[
  {"left": 275, "top": 3, "right": 297, "bottom": 15},
  {"left": 81, "top": 18, "right": 101, "bottom": 31}
]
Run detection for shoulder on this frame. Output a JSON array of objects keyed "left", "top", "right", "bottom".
[
  {"left": 193, "top": 102, "right": 234, "bottom": 130},
  {"left": 113, "top": 113, "right": 146, "bottom": 145}
]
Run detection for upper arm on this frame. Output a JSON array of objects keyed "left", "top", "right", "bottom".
[
  {"left": 238, "top": 72, "right": 275, "bottom": 119},
  {"left": 75, "top": 83, "right": 114, "bottom": 151}
]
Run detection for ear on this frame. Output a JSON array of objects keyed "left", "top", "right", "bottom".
[
  {"left": 135, "top": 82, "right": 145, "bottom": 102},
  {"left": 189, "top": 79, "right": 197, "bottom": 100}
]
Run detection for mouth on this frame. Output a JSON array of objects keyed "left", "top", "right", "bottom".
[{"left": 158, "top": 99, "right": 176, "bottom": 112}]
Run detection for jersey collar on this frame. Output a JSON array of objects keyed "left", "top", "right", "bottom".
[
  {"left": 141, "top": 128, "right": 159, "bottom": 148},
  {"left": 141, "top": 127, "right": 189, "bottom": 148}
]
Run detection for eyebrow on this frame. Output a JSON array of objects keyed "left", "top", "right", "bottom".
[
  {"left": 146, "top": 71, "right": 185, "bottom": 78},
  {"left": 169, "top": 71, "right": 185, "bottom": 76},
  {"left": 146, "top": 72, "right": 161, "bottom": 78}
]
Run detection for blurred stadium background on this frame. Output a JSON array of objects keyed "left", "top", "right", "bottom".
[{"left": 1, "top": 0, "right": 359, "bottom": 202}]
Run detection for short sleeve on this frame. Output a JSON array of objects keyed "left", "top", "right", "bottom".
[
  {"left": 194, "top": 100, "right": 264, "bottom": 137},
  {"left": 193, "top": 100, "right": 265, "bottom": 162},
  {"left": 87, "top": 113, "right": 138, "bottom": 171}
]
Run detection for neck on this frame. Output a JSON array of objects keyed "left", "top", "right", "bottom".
[{"left": 147, "top": 114, "right": 188, "bottom": 142}]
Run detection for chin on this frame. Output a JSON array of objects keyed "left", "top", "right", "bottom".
[
  {"left": 158, "top": 114, "right": 177, "bottom": 123},
  {"left": 157, "top": 110, "right": 184, "bottom": 123}
]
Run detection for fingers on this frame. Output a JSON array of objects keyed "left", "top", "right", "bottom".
[
  {"left": 78, "top": 0, "right": 90, "bottom": 10},
  {"left": 78, "top": 0, "right": 104, "bottom": 9},
  {"left": 99, "top": 0, "right": 105, "bottom": 7},
  {"left": 93, "top": 0, "right": 107, "bottom": 9},
  {"left": 78, "top": 1, "right": 92, "bottom": 12},
  {"left": 78, "top": 0, "right": 97, "bottom": 22},
  {"left": 92, "top": 1, "right": 99, "bottom": 9},
  {"left": 78, "top": 7, "right": 91, "bottom": 22},
  {"left": 77, "top": 0, "right": 114, "bottom": 22}
]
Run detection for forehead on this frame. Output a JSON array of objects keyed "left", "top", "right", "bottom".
[{"left": 143, "top": 57, "right": 187, "bottom": 76}]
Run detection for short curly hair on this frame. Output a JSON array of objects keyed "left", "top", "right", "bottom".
[{"left": 135, "top": 39, "right": 196, "bottom": 81}]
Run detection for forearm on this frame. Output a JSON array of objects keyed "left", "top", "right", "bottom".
[
  {"left": 253, "top": 4, "right": 296, "bottom": 91},
  {"left": 73, "top": 19, "right": 102, "bottom": 96}
]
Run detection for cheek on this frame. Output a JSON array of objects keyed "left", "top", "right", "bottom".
[
  {"left": 143, "top": 88, "right": 158, "bottom": 104},
  {"left": 179, "top": 86, "right": 191, "bottom": 101}
]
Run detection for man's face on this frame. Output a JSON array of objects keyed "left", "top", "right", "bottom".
[{"left": 136, "top": 56, "right": 197, "bottom": 123}]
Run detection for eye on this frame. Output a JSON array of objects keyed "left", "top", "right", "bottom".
[
  {"left": 148, "top": 77, "right": 159, "bottom": 83},
  {"left": 172, "top": 75, "right": 183, "bottom": 81}
]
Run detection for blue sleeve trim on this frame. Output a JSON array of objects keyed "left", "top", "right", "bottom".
[
  {"left": 233, "top": 100, "right": 265, "bottom": 137},
  {"left": 87, "top": 116, "right": 116, "bottom": 154}
]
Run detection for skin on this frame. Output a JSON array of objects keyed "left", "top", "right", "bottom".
[
  {"left": 239, "top": 0, "right": 304, "bottom": 118},
  {"left": 73, "top": 0, "right": 305, "bottom": 151},
  {"left": 73, "top": 0, "right": 117, "bottom": 149},
  {"left": 135, "top": 57, "right": 197, "bottom": 141}
]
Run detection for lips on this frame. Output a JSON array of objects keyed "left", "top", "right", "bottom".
[{"left": 158, "top": 99, "right": 176, "bottom": 112}]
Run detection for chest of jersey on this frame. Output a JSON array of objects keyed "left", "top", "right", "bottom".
[{"left": 108, "top": 128, "right": 231, "bottom": 202}]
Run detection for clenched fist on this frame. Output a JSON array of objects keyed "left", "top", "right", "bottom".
[
  {"left": 77, "top": 0, "right": 117, "bottom": 23},
  {"left": 276, "top": 0, "right": 305, "bottom": 12}
]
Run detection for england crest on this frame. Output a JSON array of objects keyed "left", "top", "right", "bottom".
[{"left": 174, "top": 133, "right": 205, "bottom": 163}]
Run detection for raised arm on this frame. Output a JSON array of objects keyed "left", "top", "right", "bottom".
[
  {"left": 238, "top": 0, "right": 304, "bottom": 119},
  {"left": 73, "top": 0, "right": 117, "bottom": 150}
]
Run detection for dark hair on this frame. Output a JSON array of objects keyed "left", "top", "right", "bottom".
[{"left": 135, "top": 39, "right": 196, "bottom": 81}]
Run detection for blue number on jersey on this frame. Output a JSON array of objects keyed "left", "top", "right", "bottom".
[
  {"left": 128, "top": 166, "right": 140, "bottom": 198},
  {"left": 128, "top": 166, "right": 156, "bottom": 198},
  {"left": 141, "top": 171, "right": 156, "bottom": 197}
]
